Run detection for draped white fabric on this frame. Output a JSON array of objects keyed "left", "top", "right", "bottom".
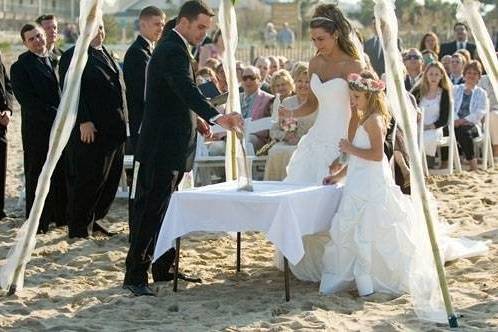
[
  {"left": 0, "top": 0, "right": 103, "bottom": 292},
  {"left": 374, "top": 0, "right": 447, "bottom": 323}
]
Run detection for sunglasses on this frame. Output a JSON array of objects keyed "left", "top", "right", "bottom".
[
  {"left": 404, "top": 54, "right": 422, "bottom": 61},
  {"left": 242, "top": 75, "right": 257, "bottom": 81}
]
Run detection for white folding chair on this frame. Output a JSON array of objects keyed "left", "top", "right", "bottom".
[
  {"left": 423, "top": 107, "right": 462, "bottom": 175},
  {"left": 473, "top": 110, "right": 495, "bottom": 170}
]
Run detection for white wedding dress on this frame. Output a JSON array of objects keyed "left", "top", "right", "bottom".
[
  {"left": 284, "top": 74, "right": 351, "bottom": 185},
  {"left": 274, "top": 75, "right": 351, "bottom": 281}
]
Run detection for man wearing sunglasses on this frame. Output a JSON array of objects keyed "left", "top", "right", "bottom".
[{"left": 403, "top": 48, "right": 423, "bottom": 91}]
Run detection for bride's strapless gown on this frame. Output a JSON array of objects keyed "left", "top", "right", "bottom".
[
  {"left": 284, "top": 74, "right": 351, "bottom": 185},
  {"left": 274, "top": 75, "right": 350, "bottom": 282}
]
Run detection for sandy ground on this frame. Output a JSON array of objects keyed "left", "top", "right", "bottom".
[{"left": 0, "top": 111, "right": 497, "bottom": 332}]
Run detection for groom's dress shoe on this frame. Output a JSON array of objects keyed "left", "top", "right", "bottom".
[{"left": 123, "top": 283, "right": 155, "bottom": 296}]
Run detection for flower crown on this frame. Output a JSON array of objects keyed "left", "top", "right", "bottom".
[{"left": 347, "top": 73, "right": 385, "bottom": 93}]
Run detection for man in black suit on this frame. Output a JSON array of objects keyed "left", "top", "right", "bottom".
[
  {"left": 11, "top": 23, "right": 67, "bottom": 233},
  {"left": 36, "top": 15, "right": 64, "bottom": 67},
  {"left": 124, "top": 6, "right": 165, "bottom": 154},
  {"left": 440, "top": 23, "right": 476, "bottom": 59},
  {"left": 0, "top": 53, "right": 13, "bottom": 220},
  {"left": 124, "top": 6, "right": 166, "bottom": 228},
  {"left": 124, "top": 0, "right": 243, "bottom": 296},
  {"left": 59, "top": 23, "right": 127, "bottom": 238}
]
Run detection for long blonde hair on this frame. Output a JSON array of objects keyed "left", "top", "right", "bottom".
[
  {"left": 349, "top": 71, "right": 391, "bottom": 129},
  {"left": 419, "top": 61, "right": 452, "bottom": 98}
]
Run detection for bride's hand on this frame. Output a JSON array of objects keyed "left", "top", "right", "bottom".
[{"left": 339, "top": 139, "right": 352, "bottom": 154}]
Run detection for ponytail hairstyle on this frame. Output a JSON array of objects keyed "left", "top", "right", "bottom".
[{"left": 310, "top": 4, "right": 360, "bottom": 60}]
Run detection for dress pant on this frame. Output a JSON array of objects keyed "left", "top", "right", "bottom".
[
  {"left": 124, "top": 161, "right": 184, "bottom": 286},
  {"left": 0, "top": 129, "right": 6, "bottom": 215},
  {"left": 23, "top": 141, "right": 67, "bottom": 233},
  {"left": 455, "top": 124, "right": 479, "bottom": 160},
  {"left": 66, "top": 138, "right": 124, "bottom": 238}
]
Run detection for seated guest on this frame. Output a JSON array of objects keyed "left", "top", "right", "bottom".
[
  {"left": 419, "top": 32, "right": 440, "bottom": 59},
  {"left": 264, "top": 63, "right": 316, "bottom": 180},
  {"left": 11, "top": 23, "right": 67, "bottom": 233},
  {"left": 240, "top": 65, "right": 273, "bottom": 151},
  {"left": 453, "top": 61, "right": 488, "bottom": 171},
  {"left": 214, "top": 63, "right": 228, "bottom": 93},
  {"left": 403, "top": 48, "right": 423, "bottom": 91},
  {"left": 202, "top": 57, "right": 219, "bottom": 71},
  {"left": 412, "top": 62, "right": 452, "bottom": 164},
  {"left": 196, "top": 66, "right": 226, "bottom": 156},
  {"left": 479, "top": 74, "right": 498, "bottom": 158},
  {"left": 440, "top": 54, "right": 452, "bottom": 74},
  {"left": 253, "top": 56, "right": 272, "bottom": 93},
  {"left": 59, "top": 23, "right": 127, "bottom": 237},
  {"left": 449, "top": 53, "right": 466, "bottom": 85},
  {"left": 269, "top": 69, "right": 294, "bottom": 100},
  {"left": 268, "top": 56, "right": 280, "bottom": 77},
  {"left": 455, "top": 48, "right": 472, "bottom": 65},
  {"left": 198, "top": 29, "right": 223, "bottom": 68}
]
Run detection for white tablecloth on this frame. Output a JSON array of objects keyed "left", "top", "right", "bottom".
[{"left": 153, "top": 181, "right": 342, "bottom": 265}]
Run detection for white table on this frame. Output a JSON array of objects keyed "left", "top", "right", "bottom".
[{"left": 153, "top": 181, "right": 342, "bottom": 300}]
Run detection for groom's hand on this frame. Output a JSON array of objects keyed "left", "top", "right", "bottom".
[{"left": 215, "top": 113, "right": 244, "bottom": 131}]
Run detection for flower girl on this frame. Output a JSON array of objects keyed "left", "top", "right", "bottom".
[{"left": 320, "top": 70, "right": 414, "bottom": 297}]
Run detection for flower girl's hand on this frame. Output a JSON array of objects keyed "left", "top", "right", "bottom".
[{"left": 338, "top": 139, "right": 352, "bottom": 154}]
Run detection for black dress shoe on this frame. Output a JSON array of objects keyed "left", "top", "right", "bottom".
[
  {"left": 123, "top": 284, "right": 155, "bottom": 296},
  {"left": 92, "top": 221, "right": 117, "bottom": 236}
]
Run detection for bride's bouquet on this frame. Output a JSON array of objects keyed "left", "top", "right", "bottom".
[{"left": 281, "top": 117, "right": 298, "bottom": 133}]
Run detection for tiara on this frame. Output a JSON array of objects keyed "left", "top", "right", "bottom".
[
  {"left": 347, "top": 73, "right": 385, "bottom": 93},
  {"left": 310, "top": 16, "right": 335, "bottom": 24}
]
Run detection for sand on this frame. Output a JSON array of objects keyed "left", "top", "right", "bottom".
[{"left": 0, "top": 111, "right": 497, "bottom": 331}]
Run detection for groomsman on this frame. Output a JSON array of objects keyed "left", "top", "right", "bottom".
[
  {"left": 10, "top": 23, "right": 67, "bottom": 233},
  {"left": 124, "top": 6, "right": 165, "bottom": 153},
  {"left": 124, "top": 0, "right": 243, "bottom": 296},
  {"left": 124, "top": 6, "right": 165, "bottom": 226},
  {"left": 0, "top": 52, "right": 13, "bottom": 219},
  {"left": 36, "top": 14, "right": 64, "bottom": 67},
  {"left": 59, "top": 23, "right": 127, "bottom": 238}
]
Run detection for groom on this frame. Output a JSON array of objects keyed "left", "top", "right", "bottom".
[{"left": 124, "top": 0, "right": 243, "bottom": 296}]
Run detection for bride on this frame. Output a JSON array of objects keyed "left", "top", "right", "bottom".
[
  {"left": 276, "top": 4, "right": 363, "bottom": 281},
  {"left": 280, "top": 4, "right": 363, "bottom": 185}
]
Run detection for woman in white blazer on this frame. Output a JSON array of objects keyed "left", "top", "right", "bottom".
[{"left": 453, "top": 61, "right": 489, "bottom": 170}]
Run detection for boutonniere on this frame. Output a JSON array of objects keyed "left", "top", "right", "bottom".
[{"left": 110, "top": 50, "right": 120, "bottom": 62}]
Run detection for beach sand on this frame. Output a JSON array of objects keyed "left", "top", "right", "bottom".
[{"left": 0, "top": 113, "right": 497, "bottom": 331}]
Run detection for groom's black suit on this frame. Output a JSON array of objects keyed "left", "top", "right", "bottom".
[{"left": 124, "top": 29, "right": 219, "bottom": 287}]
